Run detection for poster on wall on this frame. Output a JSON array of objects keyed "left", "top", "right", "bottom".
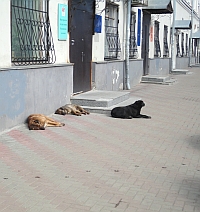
[
  {"left": 94, "top": 15, "right": 102, "bottom": 33},
  {"left": 150, "top": 26, "right": 153, "bottom": 42},
  {"left": 58, "top": 4, "right": 68, "bottom": 40},
  {"left": 137, "top": 9, "right": 141, "bottom": 46}
]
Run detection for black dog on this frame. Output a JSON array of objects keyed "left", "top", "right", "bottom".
[{"left": 111, "top": 100, "right": 151, "bottom": 119}]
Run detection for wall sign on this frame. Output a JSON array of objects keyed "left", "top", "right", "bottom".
[
  {"left": 94, "top": 15, "right": 102, "bottom": 33},
  {"left": 150, "top": 26, "right": 153, "bottom": 42},
  {"left": 58, "top": 4, "right": 68, "bottom": 40}
]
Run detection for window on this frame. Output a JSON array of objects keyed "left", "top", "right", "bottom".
[
  {"left": 193, "top": 39, "right": 198, "bottom": 58},
  {"left": 129, "top": 12, "right": 138, "bottom": 59},
  {"left": 163, "top": 25, "right": 169, "bottom": 57},
  {"left": 181, "top": 32, "right": 184, "bottom": 57},
  {"left": 11, "top": 0, "right": 55, "bottom": 65},
  {"left": 185, "top": 34, "right": 189, "bottom": 56},
  {"left": 154, "top": 21, "right": 161, "bottom": 57},
  {"left": 189, "top": 38, "right": 194, "bottom": 56},
  {"left": 176, "top": 34, "right": 181, "bottom": 57},
  {"left": 104, "top": 2, "right": 121, "bottom": 60}
]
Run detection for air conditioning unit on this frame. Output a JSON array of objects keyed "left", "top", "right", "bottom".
[{"left": 131, "top": 0, "right": 148, "bottom": 7}]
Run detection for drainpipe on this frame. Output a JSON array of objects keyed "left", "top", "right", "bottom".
[
  {"left": 124, "top": 0, "right": 131, "bottom": 90},
  {"left": 189, "top": 0, "right": 193, "bottom": 66},
  {"left": 171, "top": 0, "right": 176, "bottom": 72}
]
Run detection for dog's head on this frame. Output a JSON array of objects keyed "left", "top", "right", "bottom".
[
  {"left": 133, "top": 100, "right": 145, "bottom": 108},
  {"left": 28, "top": 118, "right": 45, "bottom": 130},
  {"left": 55, "top": 108, "right": 68, "bottom": 115}
]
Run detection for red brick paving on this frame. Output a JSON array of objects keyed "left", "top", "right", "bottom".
[{"left": 0, "top": 67, "right": 200, "bottom": 212}]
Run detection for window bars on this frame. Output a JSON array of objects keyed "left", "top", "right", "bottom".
[
  {"left": 176, "top": 34, "right": 181, "bottom": 57},
  {"left": 104, "top": 3, "right": 121, "bottom": 60},
  {"left": 181, "top": 32, "right": 184, "bottom": 57},
  {"left": 154, "top": 21, "right": 161, "bottom": 57},
  {"left": 163, "top": 25, "right": 169, "bottom": 57},
  {"left": 185, "top": 34, "right": 189, "bottom": 56},
  {"left": 11, "top": 0, "right": 56, "bottom": 65},
  {"left": 129, "top": 12, "right": 138, "bottom": 59},
  {"left": 190, "top": 38, "right": 194, "bottom": 57}
]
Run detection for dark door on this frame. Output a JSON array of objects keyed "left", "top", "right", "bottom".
[
  {"left": 69, "top": 0, "right": 94, "bottom": 93},
  {"left": 142, "top": 11, "right": 151, "bottom": 75}
]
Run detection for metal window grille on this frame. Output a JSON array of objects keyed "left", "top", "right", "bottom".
[
  {"left": 163, "top": 25, "right": 169, "bottom": 57},
  {"left": 185, "top": 34, "right": 189, "bottom": 56},
  {"left": 11, "top": 0, "right": 56, "bottom": 65},
  {"left": 193, "top": 39, "right": 198, "bottom": 57},
  {"left": 104, "top": 3, "right": 121, "bottom": 60},
  {"left": 181, "top": 32, "right": 184, "bottom": 57},
  {"left": 190, "top": 38, "right": 195, "bottom": 57},
  {"left": 176, "top": 34, "right": 181, "bottom": 57},
  {"left": 190, "top": 38, "right": 194, "bottom": 56},
  {"left": 129, "top": 12, "right": 138, "bottom": 59},
  {"left": 154, "top": 21, "right": 161, "bottom": 57},
  {"left": 188, "top": 38, "right": 194, "bottom": 56}
]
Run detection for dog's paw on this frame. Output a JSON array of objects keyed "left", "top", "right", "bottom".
[
  {"left": 61, "top": 123, "right": 65, "bottom": 126},
  {"left": 147, "top": 116, "right": 151, "bottom": 119}
]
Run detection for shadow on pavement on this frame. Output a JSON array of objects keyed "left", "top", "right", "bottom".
[{"left": 188, "top": 135, "right": 200, "bottom": 151}]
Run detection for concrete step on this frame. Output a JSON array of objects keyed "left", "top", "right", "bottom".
[
  {"left": 71, "top": 90, "right": 130, "bottom": 108},
  {"left": 163, "top": 78, "right": 177, "bottom": 85},
  {"left": 171, "top": 69, "right": 192, "bottom": 75},
  {"left": 141, "top": 75, "right": 177, "bottom": 85},
  {"left": 81, "top": 96, "right": 141, "bottom": 115},
  {"left": 141, "top": 75, "right": 170, "bottom": 83}
]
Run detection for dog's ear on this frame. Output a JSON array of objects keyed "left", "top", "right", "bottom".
[{"left": 136, "top": 100, "right": 145, "bottom": 106}]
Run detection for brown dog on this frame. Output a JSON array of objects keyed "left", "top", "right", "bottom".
[
  {"left": 55, "top": 104, "right": 90, "bottom": 116},
  {"left": 27, "top": 114, "right": 65, "bottom": 130}
]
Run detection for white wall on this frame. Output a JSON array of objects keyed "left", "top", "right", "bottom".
[
  {"left": 92, "top": 1, "right": 106, "bottom": 61},
  {"left": 176, "top": 0, "right": 200, "bottom": 32},
  {"left": 49, "top": 0, "right": 69, "bottom": 64},
  {"left": 132, "top": 7, "right": 142, "bottom": 59},
  {"left": 0, "top": 1, "right": 11, "bottom": 68},
  {"left": 118, "top": 1, "right": 125, "bottom": 60}
]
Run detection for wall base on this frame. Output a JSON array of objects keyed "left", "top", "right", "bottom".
[{"left": 0, "top": 64, "right": 73, "bottom": 133}]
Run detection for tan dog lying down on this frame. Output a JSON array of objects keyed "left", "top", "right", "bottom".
[
  {"left": 55, "top": 104, "right": 90, "bottom": 116},
  {"left": 28, "top": 114, "right": 65, "bottom": 130}
]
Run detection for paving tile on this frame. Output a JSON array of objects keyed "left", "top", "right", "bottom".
[{"left": 0, "top": 67, "right": 200, "bottom": 211}]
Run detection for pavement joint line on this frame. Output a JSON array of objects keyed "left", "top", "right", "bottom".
[{"left": 0, "top": 67, "right": 200, "bottom": 212}]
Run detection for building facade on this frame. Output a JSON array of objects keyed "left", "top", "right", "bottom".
[
  {"left": 0, "top": 0, "right": 199, "bottom": 132},
  {"left": 0, "top": 0, "right": 73, "bottom": 132},
  {"left": 174, "top": 0, "right": 200, "bottom": 68},
  {"left": 92, "top": 0, "right": 200, "bottom": 91}
]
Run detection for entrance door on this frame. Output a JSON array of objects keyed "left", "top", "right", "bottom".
[
  {"left": 142, "top": 11, "right": 151, "bottom": 75},
  {"left": 69, "top": 0, "right": 94, "bottom": 93}
]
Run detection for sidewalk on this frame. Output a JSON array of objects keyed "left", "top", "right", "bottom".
[{"left": 0, "top": 67, "right": 200, "bottom": 212}]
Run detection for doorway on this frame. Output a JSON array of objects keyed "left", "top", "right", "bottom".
[
  {"left": 69, "top": 0, "right": 95, "bottom": 93},
  {"left": 142, "top": 11, "right": 151, "bottom": 75}
]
